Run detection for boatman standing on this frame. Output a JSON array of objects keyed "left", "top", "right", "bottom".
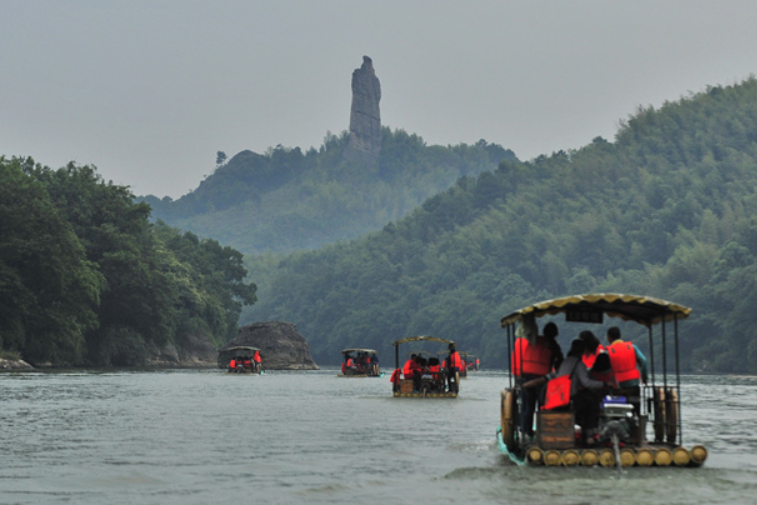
[
  {"left": 253, "top": 350, "right": 262, "bottom": 374},
  {"left": 512, "top": 322, "right": 563, "bottom": 438},
  {"left": 447, "top": 344, "right": 462, "bottom": 393}
]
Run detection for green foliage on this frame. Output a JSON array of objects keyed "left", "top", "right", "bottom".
[
  {"left": 243, "top": 76, "right": 757, "bottom": 373},
  {"left": 0, "top": 158, "right": 255, "bottom": 366},
  {"left": 143, "top": 129, "right": 515, "bottom": 255},
  {"left": 0, "top": 157, "right": 104, "bottom": 364}
]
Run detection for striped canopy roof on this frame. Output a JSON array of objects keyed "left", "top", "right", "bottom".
[
  {"left": 340, "top": 348, "right": 377, "bottom": 354},
  {"left": 392, "top": 335, "right": 455, "bottom": 346},
  {"left": 500, "top": 293, "right": 691, "bottom": 328}
]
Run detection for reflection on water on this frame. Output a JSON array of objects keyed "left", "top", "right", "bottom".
[{"left": 0, "top": 370, "right": 755, "bottom": 504}]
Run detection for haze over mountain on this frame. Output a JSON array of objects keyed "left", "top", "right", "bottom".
[
  {"left": 143, "top": 57, "right": 515, "bottom": 254},
  {"left": 5, "top": 3, "right": 757, "bottom": 200}
]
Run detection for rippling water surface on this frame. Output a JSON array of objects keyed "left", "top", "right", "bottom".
[{"left": 0, "top": 370, "right": 755, "bottom": 504}]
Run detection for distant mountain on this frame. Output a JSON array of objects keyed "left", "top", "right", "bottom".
[
  {"left": 141, "top": 128, "right": 515, "bottom": 254},
  {"left": 242, "top": 77, "right": 757, "bottom": 374}
]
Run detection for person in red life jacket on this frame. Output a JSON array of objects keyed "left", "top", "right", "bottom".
[
  {"left": 428, "top": 357, "right": 442, "bottom": 389},
  {"left": 578, "top": 330, "right": 614, "bottom": 383},
  {"left": 475, "top": 358, "right": 480, "bottom": 371},
  {"left": 345, "top": 354, "right": 357, "bottom": 375},
  {"left": 543, "top": 339, "right": 611, "bottom": 445},
  {"left": 512, "top": 322, "right": 563, "bottom": 437},
  {"left": 606, "top": 326, "right": 648, "bottom": 388},
  {"left": 606, "top": 326, "right": 648, "bottom": 414},
  {"left": 253, "top": 350, "right": 262, "bottom": 373},
  {"left": 390, "top": 368, "right": 402, "bottom": 392},
  {"left": 243, "top": 358, "right": 252, "bottom": 371},
  {"left": 402, "top": 354, "right": 414, "bottom": 377},
  {"left": 403, "top": 354, "right": 422, "bottom": 392},
  {"left": 446, "top": 344, "right": 462, "bottom": 393},
  {"left": 229, "top": 359, "right": 236, "bottom": 373}
]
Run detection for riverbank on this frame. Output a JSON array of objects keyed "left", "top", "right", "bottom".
[{"left": 0, "top": 357, "right": 33, "bottom": 370}]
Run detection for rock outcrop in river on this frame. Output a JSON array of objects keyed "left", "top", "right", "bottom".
[
  {"left": 217, "top": 321, "right": 319, "bottom": 370},
  {"left": 0, "top": 357, "right": 33, "bottom": 370}
]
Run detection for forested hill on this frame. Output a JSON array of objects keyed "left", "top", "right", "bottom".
[
  {"left": 142, "top": 128, "right": 514, "bottom": 255},
  {"left": 0, "top": 158, "right": 256, "bottom": 367},
  {"left": 243, "top": 77, "right": 757, "bottom": 374}
]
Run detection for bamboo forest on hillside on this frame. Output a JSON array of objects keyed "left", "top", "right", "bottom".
[
  {"left": 243, "top": 78, "right": 757, "bottom": 374},
  {"left": 143, "top": 129, "right": 514, "bottom": 255}
]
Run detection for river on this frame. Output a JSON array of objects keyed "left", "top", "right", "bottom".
[{"left": 0, "top": 370, "right": 754, "bottom": 504}]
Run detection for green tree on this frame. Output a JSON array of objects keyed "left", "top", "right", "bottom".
[{"left": 0, "top": 157, "right": 104, "bottom": 364}]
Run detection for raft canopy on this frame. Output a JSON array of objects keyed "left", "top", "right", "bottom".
[
  {"left": 225, "top": 346, "right": 260, "bottom": 358},
  {"left": 340, "top": 348, "right": 377, "bottom": 355},
  {"left": 227, "top": 346, "right": 260, "bottom": 351},
  {"left": 500, "top": 293, "right": 692, "bottom": 328},
  {"left": 407, "top": 350, "right": 434, "bottom": 357},
  {"left": 438, "top": 351, "right": 474, "bottom": 357},
  {"left": 392, "top": 335, "right": 455, "bottom": 347}
]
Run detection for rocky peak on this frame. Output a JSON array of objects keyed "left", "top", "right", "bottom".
[{"left": 343, "top": 55, "right": 382, "bottom": 164}]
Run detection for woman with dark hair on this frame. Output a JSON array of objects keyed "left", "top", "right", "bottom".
[
  {"left": 546, "top": 338, "right": 611, "bottom": 445},
  {"left": 578, "top": 330, "right": 613, "bottom": 382}
]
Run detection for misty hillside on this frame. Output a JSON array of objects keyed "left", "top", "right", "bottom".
[
  {"left": 243, "top": 77, "right": 757, "bottom": 373},
  {"left": 142, "top": 128, "right": 514, "bottom": 254}
]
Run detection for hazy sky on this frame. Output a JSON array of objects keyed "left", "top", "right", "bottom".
[{"left": 3, "top": 1, "right": 756, "bottom": 199}]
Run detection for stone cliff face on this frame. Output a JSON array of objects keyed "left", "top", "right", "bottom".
[
  {"left": 145, "top": 332, "right": 218, "bottom": 368},
  {"left": 343, "top": 55, "right": 382, "bottom": 165},
  {"left": 218, "top": 321, "right": 319, "bottom": 370}
]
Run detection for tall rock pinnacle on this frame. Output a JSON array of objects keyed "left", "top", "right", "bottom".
[{"left": 344, "top": 55, "right": 382, "bottom": 164}]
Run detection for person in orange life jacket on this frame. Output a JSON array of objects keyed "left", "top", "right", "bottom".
[
  {"left": 402, "top": 354, "right": 416, "bottom": 377},
  {"left": 229, "top": 359, "right": 236, "bottom": 373},
  {"left": 544, "top": 338, "right": 612, "bottom": 444},
  {"left": 357, "top": 352, "right": 367, "bottom": 373},
  {"left": 403, "top": 354, "right": 422, "bottom": 391},
  {"left": 578, "top": 330, "right": 614, "bottom": 383},
  {"left": 606, "top": 326, "right": 648, "bottom": 415},
  {"left": 447, "top": 344, "right": 462, "bottom": 393},
  {"left": 606, "top": 326, "right": 648, "bottom": 388},
  {"left": 252, "top": 350, "right": 262, "bottom": 373},
  {"left": 428, "top": 357, "right": 442, "bottom": 388},
  {"left": 390, "top": 368, "right": 402, "bottom": 392},
  {"left": 345, "top": 354, "right": 357, "bottom": 375},
  {"left": 513, "top": 322, "right": 563, "bottom": 437}
]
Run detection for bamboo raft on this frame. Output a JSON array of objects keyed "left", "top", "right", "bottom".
[
  {"left": 393, "top": 391, "right": 457, "bottom": 398},
  {"left": 497, "top": 427, "right": 707, "bottom": 467}
]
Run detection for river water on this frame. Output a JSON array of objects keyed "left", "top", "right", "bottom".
[{"left": 0, "top": 370, "right": 755, "bottom": 505}]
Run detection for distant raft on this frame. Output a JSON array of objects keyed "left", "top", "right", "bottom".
[{"left": 390, "top": 335, "right": 459, "bottom": 398}]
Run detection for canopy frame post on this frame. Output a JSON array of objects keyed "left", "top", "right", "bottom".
[
  {"left": 674, "top": 314, "right": 683, "bottom": 446},
  {"left": 507, "top": 324, "right": 513, "bottom": 389},
  {"left": 648, "top": 325, "right": 655, "bottom": 388}
]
